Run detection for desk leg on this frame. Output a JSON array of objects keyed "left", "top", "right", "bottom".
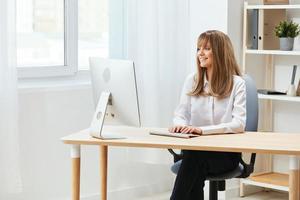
[
  {"left": 71, "top": 145, "right": 81, "bottom": 200},
  {"left": 289, "top": 156, "right": 300, "bottom": 200},
  {"left": 99, "top": 145, "right": 108, "bottom": 200}
]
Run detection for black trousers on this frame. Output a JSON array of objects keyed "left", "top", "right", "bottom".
[{"left": 170, "top": 150, "right": 240, "bottom": 200}]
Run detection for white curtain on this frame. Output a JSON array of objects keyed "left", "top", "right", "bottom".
[
  {"left": 126, "top": 0, "right": 191, "bottom": 163},
  {"left": 0, "top": 0, "right": 22, "bottom": 194}
]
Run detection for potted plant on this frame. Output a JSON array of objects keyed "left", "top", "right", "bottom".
[{"left": 274, "top": 20, "right": 300, "bottom": 50}]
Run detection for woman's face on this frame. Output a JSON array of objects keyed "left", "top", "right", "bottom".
[{"left": 197, "top": 41, "right": 213, "bottom": 69}]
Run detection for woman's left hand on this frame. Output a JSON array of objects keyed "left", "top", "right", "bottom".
[{"left": 180, "top": 126, "right": 202, "bottom": 135}]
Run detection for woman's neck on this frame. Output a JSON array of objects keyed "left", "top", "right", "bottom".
[{"left": 206, "top": 68, "right": 212, "bottom": 81}]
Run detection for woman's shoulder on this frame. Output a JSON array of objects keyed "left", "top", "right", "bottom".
[
  {"left": 182, "top": 73, "right": 196, "bottom": 90},
  {"left": 233, "top": 75, "right": 245, "bottom": 85},
  {"left": 183, "top": 72, "right": 196, "bottom": 85},
  {"left": 232, "top": 75, "right": 246, "bottom": 93},
  {"left": 185, "top": 72, "right": 196, "bottom": 82}
]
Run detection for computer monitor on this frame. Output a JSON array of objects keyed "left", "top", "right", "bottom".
[{"left": 89, "top": 58, "right": 141, "bottom": 139}]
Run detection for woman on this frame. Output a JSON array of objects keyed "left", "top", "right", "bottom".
[{"left": 169, "top": 30, "right": 246, "bottom": 200}]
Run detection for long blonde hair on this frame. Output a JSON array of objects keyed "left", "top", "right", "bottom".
[{"left": 188, "top": 30, "right": 241, "bottom": 99}]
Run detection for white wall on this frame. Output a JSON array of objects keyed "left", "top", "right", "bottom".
[
  {"left": 227, "top": 0, "right": 244, "bottom": 65},
  {"left": 189, "top": 0, "right": 228, "bottom": 72},
  {"left": 3, "top": 86, "right": 173, "bottom": 200},
  {"left": 189, "top": 0, "right": 244, "bottom": 70}
]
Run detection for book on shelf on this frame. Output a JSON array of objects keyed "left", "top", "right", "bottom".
[
  {"left": 251, "top": 9, "right": 259, "bottom": 49},
  {"left": 258, "top": 9, "right": 286, "bottom": 50}
]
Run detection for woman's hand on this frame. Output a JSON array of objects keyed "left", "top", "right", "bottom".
[
  {"left": 168, "top": 126, "right": 202, "bottom": 135},
  {"left": 168, "top": 126, "right": 185, "bottom": 133},
  {"left": 180, "top": 126, "right": 202, "bottom": 135}
]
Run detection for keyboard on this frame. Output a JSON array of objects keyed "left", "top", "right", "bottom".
[{"left": 149, "top": 129, "right": 200, "bottom": 139}]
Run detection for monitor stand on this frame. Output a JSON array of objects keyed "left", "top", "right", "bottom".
[{"left": 90, "top": 91, "right": 125, "bottom": 139}]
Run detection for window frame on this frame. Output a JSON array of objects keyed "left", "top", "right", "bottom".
[
  {"left": 17, "top": 0, "right": 78, "bottom": 78},
  {"left": 17, "top": 0, "right": 127, "bottom": 79}
]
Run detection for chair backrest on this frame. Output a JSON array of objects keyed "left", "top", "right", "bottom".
[
  {"left": 236, "top": 74, "right": 258, "bottom": 178},
  {"left": 244, "top": 74, "right": 258, "bottom": 132}
]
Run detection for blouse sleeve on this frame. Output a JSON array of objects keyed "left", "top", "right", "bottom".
[
  {"left": 200, "top": 79, "right": 246, "bottom": 135},
  {"left": 173, "top": 74, "right": 194, "bottom": 126}
]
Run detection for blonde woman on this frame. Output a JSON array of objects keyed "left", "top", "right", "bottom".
[{"left": 169, "top": 30, "right": 246, "bottom": 200}]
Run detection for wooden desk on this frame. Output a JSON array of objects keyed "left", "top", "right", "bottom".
[{"left": 62, "top": 126, "right": 300, "bottom": 200}]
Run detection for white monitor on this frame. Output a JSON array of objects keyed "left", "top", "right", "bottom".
[{"left": 89, "top": 58, "right": 141, "bottom": 139}]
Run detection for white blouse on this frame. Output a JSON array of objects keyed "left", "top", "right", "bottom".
[{"left": 173, "top": 73, "right": 246, "bottom": 135}]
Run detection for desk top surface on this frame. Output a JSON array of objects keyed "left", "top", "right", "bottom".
[{"left": 62, "top": 126, "right": 300, "bottom": 156}]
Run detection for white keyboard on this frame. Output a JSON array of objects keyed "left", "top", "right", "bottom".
[{"left": 149, "top": 130, "right": 199, "bottom": 139}]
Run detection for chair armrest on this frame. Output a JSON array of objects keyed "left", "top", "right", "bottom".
[
  {"left": 168, "top": 149, "right": 183, "bottom": 163},
  {"left": 237, "top": 153, "right": 256, "bottom": 178}
]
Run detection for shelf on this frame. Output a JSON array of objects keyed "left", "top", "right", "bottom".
[
  {"left": 247, "top": 4, "right": 300, "bottom": 9},
  {"left": 241, "top": 172, "right": 289, "bottom": 191},
  {"left": 242, "top": 2, "right": 297, "bottom": 197},
  {"left": 258, "top": 94, "right": 300, "bottom": 102},
  {"left": 246, "top": 49, "right": 300, "bottom": 56}
]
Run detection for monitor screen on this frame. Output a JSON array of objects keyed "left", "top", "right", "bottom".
[{"left": 89, "top": 58, "right": 141, "bottom": 139}]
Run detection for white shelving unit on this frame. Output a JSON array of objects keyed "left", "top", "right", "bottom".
[
  {"left": 240, "top": 1, "right": 300, "bottom": 198},
  {"left": 241, "top": 172, "right": 289, "bottom": 192},
  {"left": 246, "top": 49, "right": 300, "bottom": 55},
  {"left": 247, "top": 4, "right": 300, "bottom": 9},
  {"left": 259, "top": 94, "right": 300, "bottom": 102}
]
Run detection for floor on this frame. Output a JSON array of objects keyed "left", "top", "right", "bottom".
[
  {"left": 230, "top": 191, "right": 288, "bottom": 200},
  {"left": 138, "top": 191, "right": 288, "bottom": 200}
]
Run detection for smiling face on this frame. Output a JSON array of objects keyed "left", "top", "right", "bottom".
[
  {"left": 197, "top": 41, "right": 213, "bottom": 69},
  {"left": 190, "top": 30, "right": 241, "bottom": 98}
]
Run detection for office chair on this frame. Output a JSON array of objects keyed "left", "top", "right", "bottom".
[{"left": 168, "top": 75, "right": 258, "bottom": 200}]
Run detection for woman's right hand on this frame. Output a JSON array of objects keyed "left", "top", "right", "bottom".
[
  {"left": 169, "top": 126, "right": 202, "bottom": 135},
  {"left": 168, "top": 126, "right": 185, "bottom": 133}
]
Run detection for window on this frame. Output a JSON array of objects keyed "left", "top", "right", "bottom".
[
  {"left": 17, "top": 0, "right": 65, "bottom": 67},
  {"left": 78, "top": 0, "right": 109, "bottom": 70},
  {"left": 16, "top": 0, "right": 110, "bottom": 78}
]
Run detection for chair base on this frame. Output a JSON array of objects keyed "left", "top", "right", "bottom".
[
  {"left": 209, "top": 180, "right": 225, "bottom": 200},
  {"left": 209, "top": 181, "right": 218, "bottom": 200}
]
